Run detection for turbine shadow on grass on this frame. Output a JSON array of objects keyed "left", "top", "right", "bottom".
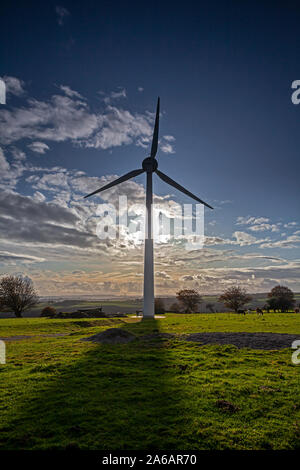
[{"left": 1, "top": 319, "right": 189, "bottom": 450}]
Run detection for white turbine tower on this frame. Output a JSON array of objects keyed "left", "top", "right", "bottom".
[{"left": 84, "top": 98, "right": 213, "bottom": 319}]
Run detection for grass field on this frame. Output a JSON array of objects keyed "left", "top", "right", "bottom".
[{"left": 0, "top": 313, "right": 300, "bottom": 450}]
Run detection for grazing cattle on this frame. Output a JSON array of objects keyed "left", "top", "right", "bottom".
[
  {"left": 237, "top": 309, "right": 246, "bottom": 315},
  {"left": 295, "top": 308, "right": 299, "bottom": 313},
  {"left": 256, "top": 307, "right": 264, "bottom": 316}
]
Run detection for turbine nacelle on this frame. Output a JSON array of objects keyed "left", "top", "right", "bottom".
[{"left": 142, "top": 157, "right": 158, "bottom": 172}]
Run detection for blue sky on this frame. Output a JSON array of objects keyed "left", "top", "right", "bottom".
[{"left": 0, "top": 1, "right": 299, "bottom": 297}]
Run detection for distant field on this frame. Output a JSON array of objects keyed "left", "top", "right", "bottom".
[
  {"left": 0, "top": 313, "right": 299, "bottom": 450},
  {"left": 1, "top": 292, "right": 299, "bottom": 318},
  {"left": 0, "top": 299, "right": 142, "bottom": 318}
]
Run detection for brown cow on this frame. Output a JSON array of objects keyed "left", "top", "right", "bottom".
[{"left": 256, "top": 307, "right": 264, "bottom": 316}]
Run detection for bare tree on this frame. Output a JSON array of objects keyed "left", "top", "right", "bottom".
[
  {"left": 218, "top": 286, "right": 252, "bottom": 313},
  {"left": 176, "top": 289, "right": 202, "bottom": 313},
  {"left": 0, "top": 275, "right": 38, "bottom": 318}
]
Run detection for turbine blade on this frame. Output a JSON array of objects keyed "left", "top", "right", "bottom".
[
  {"left": 84, "top": 169, "right": 145, "bottom": 198},
  {"left": 150, "top": 97, "right": 160, "bottom": 158},
  {"left": 155, "top": 169, "right": 213, "bottom": 209}
]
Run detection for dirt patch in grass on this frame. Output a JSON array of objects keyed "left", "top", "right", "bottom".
[
  {"left": 82, "top": 327, "right": 137, "bottom": 344},
  {"left": 185, "top": 332, "right": 300, "bottom": 350},
  {"left": 138, "top": 331, "right": 300, "bottom": 350}
]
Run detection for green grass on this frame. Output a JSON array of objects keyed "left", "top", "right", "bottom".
[
  {"left": 0, "top": 317, "right": 120, "bottom": 336},
  {"left": 0, "top": 313, "right": 299, "bottom": 450}
]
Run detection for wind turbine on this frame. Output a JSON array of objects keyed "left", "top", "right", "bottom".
[{"left": 84, "top": 98, "right": 213, "bottom": 319}]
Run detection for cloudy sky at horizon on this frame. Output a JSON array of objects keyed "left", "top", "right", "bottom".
[{"left": 0, "top": 1, "right": 300, "bottom": 297}]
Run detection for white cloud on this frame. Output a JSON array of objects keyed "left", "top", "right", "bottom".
[
  {"left": 0, "top": 94, "right": 99, "bottom": 145},
  {"left": 59, "top": 85, "right": 83, "bottom": 99},
  {"left": 28, "top": 142, "right": 50, "bottom": 154},
  {"left": 236, "top": 216, "right": 270, "bottom": 225},
  {"left": 155, "top": 271, "right": 171, "bottom": 279},
  {"left": 181, "top": 275, "right": 194, "bottom": 281},
  {"left": 0, "top": 251, "right": 45, "bottom": 265},
  {"left": 160, "top": 136, "right": 176, "bottom": 154},
  {"left": 205, "top": 232, "right": 263, "bottom": 248},
  {"left": 0, "top": 148, "right": 10, "bottom": 172},
  {"left": 32, "top": 191, "right": 46, "bottom": 203},
  {"left": 249, "top": 223, "right": 279, "bottom": 232},
  {"left": 85, "top": 105, "right": 152, "bottom": 150},
  {"left": 0, "top": 84, "right": 176, "bottom": 157},
  {"left": 233, "top": 231, "right": 257, "bottom": 246},
  {"left": 27, "top": 172, "right": 70, "bottom": 191},
  {"left": 236, "top": 216, "right": 281, "bottom": 234},
  {"left": 284, "top": 222, "right": 298, "bottom": 228},
  {"left": 102, "top": 88, "right": 127, "bottom": 104},
  {"left": 189, "top": 261, "right": 300, "bottom": 293},
  {"left": 218, "top": 200, "right": 232, "bottom": 205},
  {"left": 138, "top": 87, "right": 144, "bottom": 92},
  {"left": 205, "top": 236, "right": 231, "bottom": 246},
  {"left": 0, "top": 157, "right": 25, "bottom": 191},
  {"left": 1, "top": 76, "right": 25, "bottom": 97},
  {"left": 260, "top": 233, "right": 300, "bottom": 249},
  {"left": 160, "top": 143, "right": 175, "bottom": 154},
  {"left": 0, "top": 149, "right": 25, "bottom": 191},
  {"left": 0, "top": 190, "right": 100, "bottom": 252},
  {"left": 56, "top": 5, "right": 70, "bottom": 26},
  {"left": 11, "top": 147, "right": 26, "bottom": 161}
]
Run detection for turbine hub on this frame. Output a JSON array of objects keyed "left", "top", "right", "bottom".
[{"left": 142, "top": 157, "right": 158, "bottom": 172}]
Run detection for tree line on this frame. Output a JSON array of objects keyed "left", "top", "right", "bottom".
[
  {"left": 0, "top": 274, "right": 298, "bottom": 317},
  {"left": 163, "top": 285, "right": 298, "bottom": 314}
]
